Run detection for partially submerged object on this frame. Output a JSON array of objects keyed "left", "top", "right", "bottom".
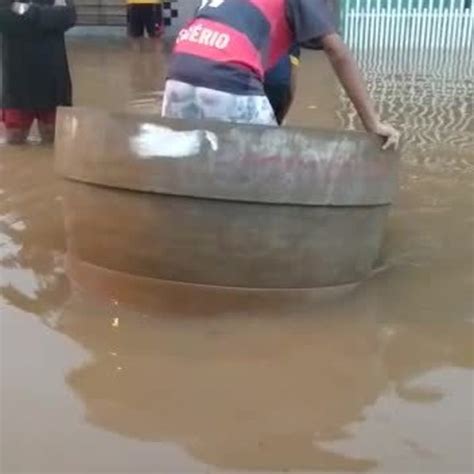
[{"left": 56, "top": 107, "right": 399, "bottom": 289}]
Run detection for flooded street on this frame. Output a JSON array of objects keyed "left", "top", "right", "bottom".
[{"left": 1, "top": 39, "right": 473, "bottom": 473}]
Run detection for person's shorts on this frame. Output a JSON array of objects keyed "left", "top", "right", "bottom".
[
  {"left": 0, "top": 109, "right": 56, "bottom": 130},
  {"left": 127, "top": 4, "right": 157, "bottom": 38},
  {"left": 162, "top": 80, "right": 277, "bottom": 126}
]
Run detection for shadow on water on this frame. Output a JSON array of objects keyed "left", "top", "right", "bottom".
[{"left": 1, "top": 39, "right": 473, "bottom": 472}]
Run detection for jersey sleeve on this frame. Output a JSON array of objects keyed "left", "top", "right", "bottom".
[{"left": 285, "top": 0, "right": 336, "bottom": 44}]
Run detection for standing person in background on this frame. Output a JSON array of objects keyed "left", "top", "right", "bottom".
[
  {"left": 127, "top": 0, "right": 162, "bottom": 50},
  {"left": 0, "top": 0, "right": 76, "bottom": 145},
  {"left": 162, "top": 0, "right": 399, "bottom": 149}
]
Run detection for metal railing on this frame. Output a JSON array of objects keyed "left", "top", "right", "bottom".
[
  {"left": 341, "top": 0, "right": 473, "bottom": 78},
  {"left": 338, "top": 0, "right": 473, "bottom": 166},
  {"left": 342, "top": 0, "right": 473, "bottom": 50}
]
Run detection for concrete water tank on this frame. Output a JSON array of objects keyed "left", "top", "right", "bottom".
[{"left": 55, "top": 107, "right": 399, "bottom": 289}]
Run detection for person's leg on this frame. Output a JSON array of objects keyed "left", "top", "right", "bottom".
[
  {"left": 155, "top": 4, "right": 163, "bottom": 36},
  {"left": 1, "top": 109, "right": 33, "bottom": 144},
  {"left": 144, "top": 4, "right": 157, "bottom": 38},
  {"left": 37, "top": 109, "right": 57, "bottom": 144},
  {"left": 140, "top": 4, "right": 160, "bottom": 52},
  {"left": 128, "top": 5, "right": 145, "bottom": 51}
]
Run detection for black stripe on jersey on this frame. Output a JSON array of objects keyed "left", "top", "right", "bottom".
[
  {"left": 197, "top": 0, "right": 270, "bottom": 51},
  {"left": 167, "top": 53, "right": 265, "bottom": 95}
]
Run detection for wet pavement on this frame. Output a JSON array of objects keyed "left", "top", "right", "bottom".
[{"left": 1, "top": 39, "right": 473, "bottom": 473}]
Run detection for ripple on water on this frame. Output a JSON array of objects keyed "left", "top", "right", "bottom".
[
  {"left": 128, "top": 90, "right": 164, "bottom": 115},
  {"left": 337, "top": 48, "right": 474, "bottom": 175}
]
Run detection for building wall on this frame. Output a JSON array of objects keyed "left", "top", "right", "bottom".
[
  {"left": 75, "top": 0, "right": 202, "bottom": 37},
  {"left": 75, "top": 0, "right": 124, "bottom": 25}
]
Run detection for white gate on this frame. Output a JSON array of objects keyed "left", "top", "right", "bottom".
[{"left": 342, "top": 0, "right": 473, "bottom": 77}]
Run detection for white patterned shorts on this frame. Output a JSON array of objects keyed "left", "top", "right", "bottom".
[{"left": 161, "top": 79, "right": 277, "bottom": 126}]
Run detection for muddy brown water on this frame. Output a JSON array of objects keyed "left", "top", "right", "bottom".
[{"left": 1, "top": 39, "right": 473, "bottom": 473}]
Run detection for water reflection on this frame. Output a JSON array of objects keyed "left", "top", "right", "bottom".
[
  {"left": 62, "top": 262, "right": 472, "bottom": 472},
  {"left": 0, "top": 147, "right": 68, "bottom": 322},
  {"left": 68, "top": 38, "right": 166, "bottom": 114},
  {"left": 1, "top": 147, "right": 473, "bottom": 472}
]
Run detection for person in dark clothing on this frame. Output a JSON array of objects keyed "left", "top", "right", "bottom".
[
  {"left": 264, "top": 45, "right": 300, "bottom": 125},
  {"left": 0, "top": 0, "right": 76, "bottom": 144},
  {"left": 126, "top": 0, "right": 161, "bottom": 51}
]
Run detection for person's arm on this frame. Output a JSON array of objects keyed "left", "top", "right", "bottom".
[
  {"left": 286, "top": 0, "right": 400, "bottom": 149},
  {"left": 322, "top": 33, "right": 399, "bottom": 149},
  {"left": 0, "top": 0, "right": 36, "bottom": 34},
  {"left": 29, "top": 0, "right": 76, "bottom": 33}
]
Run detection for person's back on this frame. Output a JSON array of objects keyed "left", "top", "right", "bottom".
[
  {"left": 0, "top": 0, "right": 76, "bottom": 144},
  {"left": 169, "top": 0, "right": 306, "bottom": 95},
  {"left": 163, "top": 0, "right": 335, "bottom": 125},
  {"left": 163, "top": 0, "right": 400, "bottom": 148}
]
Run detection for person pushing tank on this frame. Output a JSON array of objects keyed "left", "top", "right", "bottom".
[{"left": 162, "top": 0, "right": 399, "bottom": 149}]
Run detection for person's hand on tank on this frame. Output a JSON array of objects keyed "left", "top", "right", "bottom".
[
  {"left": 368, "top": 121, "right": 400, "bottom": 150},
  {"left": 11, "top": 2, "right": 30, "bottom": 15}
]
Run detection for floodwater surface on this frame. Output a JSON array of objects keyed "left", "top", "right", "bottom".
[{"left": 1, "top": 39, "right": 473, "bottom": 473}]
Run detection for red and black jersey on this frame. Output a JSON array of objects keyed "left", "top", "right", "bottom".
[{"left": 167, "top": 0, "right": 335, "bottom": 95}]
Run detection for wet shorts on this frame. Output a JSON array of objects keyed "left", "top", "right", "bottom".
[
  {"left": 0, "top": 109, "right": 56, "bottom": 130},
  {"left": 161, "top": 80, "right": 277, "bottom": 126},
  {"left": 127, "top": 4, "right": 158, "bottom": 38}
]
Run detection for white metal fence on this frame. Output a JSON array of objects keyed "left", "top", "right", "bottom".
[
  {"left": 341, "top": 0, "right": 473, "bottom": 78},
  {"left": 337, "top": 0, "right": 473, "bottom": 163},
  {"left": 343, "top": 0, "right": 473, "bottom": 50}
]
